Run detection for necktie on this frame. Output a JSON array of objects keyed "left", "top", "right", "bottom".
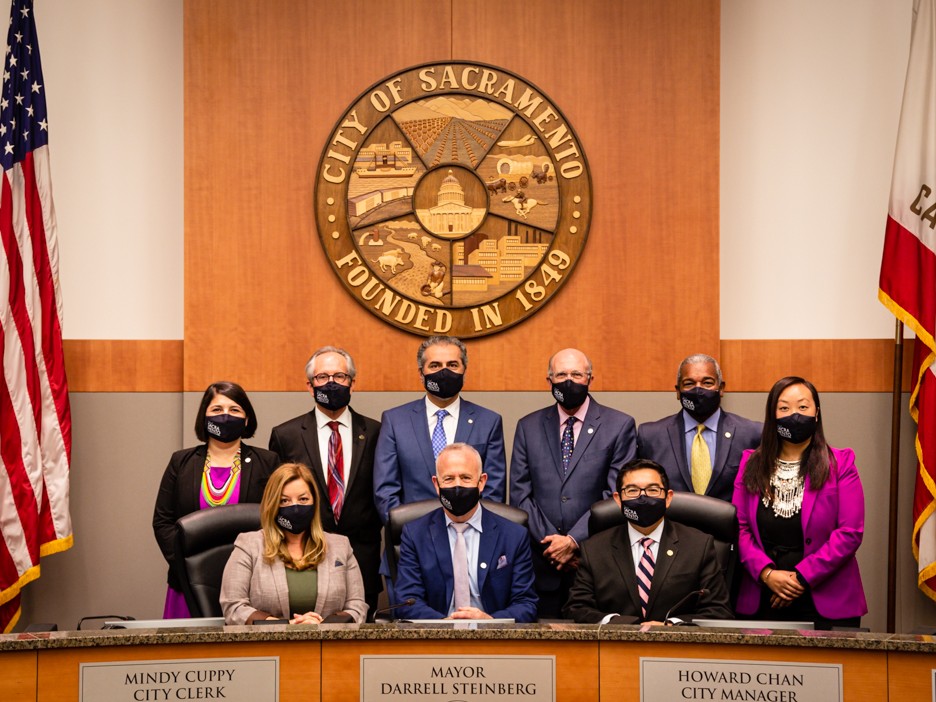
[
  {"left": 326, "top": 421, "right": 345, "bottom": 521},
  {"left": 452, "top": 522, "right": 471, "bottom": 611},
  {"left": 690, "top": 423, "right": 712, "bottom": 495},
  {"left": 637, "top": 537, "right": 655, "bottom": 618},
  {"left": 561, "top": 416, "right": 576, "bottom": 471},
  {"left": 432, "top": 409, "right": 449, "bottom": 460}
]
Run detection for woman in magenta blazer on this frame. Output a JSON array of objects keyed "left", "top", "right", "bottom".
[{"left": 732, "top": 376, "right": 866, "bottom": 628}]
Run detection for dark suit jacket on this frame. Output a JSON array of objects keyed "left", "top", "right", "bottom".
[
  {"left": 374, "top": 398, "right": 506, "bottom": 524},
  {"left": 268, "top": 407, "right": 382, "bottom": 596},
  {"left": 394, "top": 507, "right": 538, "bottom": 622},
  {"left": 152, "top": 443, "right": 279, "bottom": 590},
  {"left": 637, "top": 409, "right": 761, "bottom": 501},
  {"left": 509, "top": 398, "right": 636, "bottom": 590},
  {"left": 563, "top": 520, "right": 733, "bottom": 623}
]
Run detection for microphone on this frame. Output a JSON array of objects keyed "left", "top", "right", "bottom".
[
  {"left": 373, "top": 598, "right": 416, "bottom": 621},
  {"left": 663, "top": 589, "right": 707, "bottom": 624}
]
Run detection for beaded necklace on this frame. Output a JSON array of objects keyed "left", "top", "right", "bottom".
[
  {"left": 762, "top": 457, "right": 805, "bottom": 518},
  {"left": 201, "top": 447, "right": 241, "bottom": 507}
]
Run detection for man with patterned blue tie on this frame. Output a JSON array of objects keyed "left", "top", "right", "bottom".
[
  {"left": 563, "top": 458, "right": 731, "bottom": 624},
  {"left": 374, "top": 336, "right": 507, "bottom": 525},
  {"left": 510, "top": 348, "right": 637, "bottom": 618}
]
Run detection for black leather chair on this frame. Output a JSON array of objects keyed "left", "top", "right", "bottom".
[
  {"left": 173, "top": 503, "right": 261, "bottom": 617},
  {"left": 383, "top": 499, "right": 529, "bottom": 592},
  {"left": 588, "top": 492, "right": 739, "bottom": 599}
]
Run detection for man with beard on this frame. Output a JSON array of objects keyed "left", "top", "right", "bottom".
[{"left": 637, "top": 354, "right": 761, "bottom": 501}]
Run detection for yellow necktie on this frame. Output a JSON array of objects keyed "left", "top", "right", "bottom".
[{"left": 691, "top": 423, "right": 712, "bottom": 495}]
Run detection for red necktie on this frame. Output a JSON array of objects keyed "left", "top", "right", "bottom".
[{"left": 326, "top": 421, "right": 345, "bottom": 521}]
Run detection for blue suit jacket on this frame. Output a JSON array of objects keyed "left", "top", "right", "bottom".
[
  {"left": 509, "top": 398, "right": 636, "bottom": 589},
  {"left": 637, "top": 409, "right": 761, "bottom": 502},
  {"left": 374, "top": 398, "right": 506, "bottom": 524},
  {"left": 394, "top": 507, "right": 538, "bottom": 622}
]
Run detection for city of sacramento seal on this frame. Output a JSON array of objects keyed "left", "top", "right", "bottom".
[{"left": 314, "top": 62, "right": 592, "bottom": 338}]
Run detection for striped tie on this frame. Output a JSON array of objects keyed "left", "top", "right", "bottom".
[
  {"left": 326, "top": 421, "right": 345, "bottom": 521},
  {"left": 637, "top": 537, "right": 655, "bottom": 618}
]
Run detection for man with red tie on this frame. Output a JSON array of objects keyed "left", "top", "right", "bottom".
[{"left": 269, "top": 346, "right": 382, "bottom": 619}]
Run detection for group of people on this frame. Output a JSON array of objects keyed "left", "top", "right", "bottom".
[{"left": 152, "top": 337, "right": 867, "bottom": 628}]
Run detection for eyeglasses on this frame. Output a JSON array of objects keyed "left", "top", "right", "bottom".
[
  {"left": 620, "top": 485, "right": 666, "bottom": 498},
  {"left": 551, "top": 371, "right": 590, "bottom": 382},
  {"left": 310, "top": 373, "right": 351, "bottom": 384}
]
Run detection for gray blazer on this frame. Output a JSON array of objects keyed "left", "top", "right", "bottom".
[{"left": 220, "top": 530, "right": 367, "bottom": 624}]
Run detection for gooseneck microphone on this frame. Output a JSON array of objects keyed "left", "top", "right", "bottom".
[
  {"left": 373, "top": 598, "right": 416, "bottom": 621},
  {"left": 663, "top": 589, "right": 707, "bottom": 624}
]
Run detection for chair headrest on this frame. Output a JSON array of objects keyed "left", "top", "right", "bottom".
[
  {"left": 588, "top": 492, "right": 738, "bottom": 542},
  {"left": 176, "top": 503, "right": 261, "bottom": 556},
  {"left": 387, "top": 499, "right": 530, "bottom": 545}
]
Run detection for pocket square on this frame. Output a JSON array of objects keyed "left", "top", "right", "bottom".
[
  {"left": 497, "top": 555, "right": 508, "bottom": 570},
  {"left": 335, "top": 559, "right": 344, "bottom": 567}
]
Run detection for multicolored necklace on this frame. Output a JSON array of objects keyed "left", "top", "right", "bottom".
[{"left": 201, "top": 447, "right": 241, "bottom": 507}]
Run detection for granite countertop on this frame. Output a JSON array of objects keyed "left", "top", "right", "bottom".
[{"left": 2, "top": 622, "right": 935, "bottom": 653}]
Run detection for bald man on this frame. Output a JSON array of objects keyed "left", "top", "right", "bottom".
[{"left": 509, "top": 348, "right": 637, "bottom": 618}]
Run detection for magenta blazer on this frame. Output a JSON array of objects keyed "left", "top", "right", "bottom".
[{"left": 732, "top": 446, "right": 867, "bottom": 619}]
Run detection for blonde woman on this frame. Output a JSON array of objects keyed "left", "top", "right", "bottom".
[{"left": 220, "top": 463, "right": 366, "bottom": 624}]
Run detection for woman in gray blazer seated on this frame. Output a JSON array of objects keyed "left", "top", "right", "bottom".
[{"left": 220, "top": 463, "right": 367, "bottom": 624}]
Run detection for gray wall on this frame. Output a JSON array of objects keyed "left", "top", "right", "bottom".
[{"left": 20, "top": 390, "right": 930, "bottom": 634}]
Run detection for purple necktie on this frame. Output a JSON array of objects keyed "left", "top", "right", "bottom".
[{"left": 637, "top": 537, "right": 655, "bottom": 618}]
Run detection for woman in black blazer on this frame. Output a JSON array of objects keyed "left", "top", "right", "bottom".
[{"left": 152, "top": 381, "right": 279, "bottom": 617}]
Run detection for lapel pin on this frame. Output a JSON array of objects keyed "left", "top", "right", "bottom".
[
  {"left": 468, "top": 418, "right": 474, "bottom": 424},
  {"left": 724, "top": 432, "right": 732, "bottom": 438},
  {"left": 480, "top": 562, "right": 487, "bottom": 569},
  {"left": 587, "top": 427, "right": 594, "bottom": 434},
  {"left": 245, "top": 457, "right": 251, "bottom": 463},
  {"left": 358, "top": 434, "right": 365, "bottom": 440},
  {"left": 666, "top": 549, "right": 674, "bottom": 557}
]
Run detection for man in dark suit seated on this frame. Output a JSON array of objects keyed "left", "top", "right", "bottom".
[
  {"left": 510, "top": 348, "right": 637, "bottom": 618},
  {"left": 637, "top": 353, "right": 761, "bottom": 502},
  {"left": 268, "top": 346, "right": 382, "bottom": 619},
  {"left": 394, "top": 443, "right": 537, "bottom": 622},
  {"left": 374, "top": 336, "right": 507, "bottom": 525},
  {"left": 564, "top": 458, "right": 732, "bottom": 624}
]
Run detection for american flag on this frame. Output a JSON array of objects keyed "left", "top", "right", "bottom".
[
  {"left": 878, "top": 0, "right": 936, "bottom": 602},
  {"left": 0, "top": 0, "right": 72, "bottom": 633}
]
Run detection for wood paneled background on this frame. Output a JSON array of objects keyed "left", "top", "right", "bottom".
[{"left": 62, "top": 0, "right": 903, "bottom": 394}]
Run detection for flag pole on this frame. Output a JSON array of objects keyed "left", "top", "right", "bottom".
[{"left": 887, "top": 318, "right": 904, "bottom": 633}]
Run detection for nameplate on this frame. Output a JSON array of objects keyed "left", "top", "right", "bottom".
[
  {"left": 360, "top": 654, "right": 555, "bottom": 701},
  {"left": 79, "top": 656, "right": 278, "bottom": 701},
  {"left": 640, "top": 657, "right": 842, "bottom": 702}
]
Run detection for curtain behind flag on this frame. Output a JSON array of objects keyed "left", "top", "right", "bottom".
[
  {"left": 878, "top": 0, "right": 936, "bottom": 602},
  {"left": 0, "top": 0, "right": 72, "bottom": 633}
]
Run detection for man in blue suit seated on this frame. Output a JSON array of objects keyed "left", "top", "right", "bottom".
[
  {"left": 394, "top": 443, "right": 537, "bottom": 622},
  {"left": 637, "top": 353, "right": 761, "bottom": 502},
  {"left": 374, "top": 336, "right": 506, "bottom": 525}
]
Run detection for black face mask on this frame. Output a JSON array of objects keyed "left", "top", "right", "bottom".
[
  {"left": 551, "top": 379, "right": 589, "bottom": 410},
  {"left": 679, "top": 387, "right": 721, "bottom": 422},
  {"left": 438, "top": 485, "right": 481, "bottom": 517},
  {"left": 776, "top": 413, "right": 817, "bottom": 444},
  {"left": 620, "top": 495, "right": 667, "bottom": 528},
  {"left": 423, "top": 368, "right": 464, "bottom": 399},
  {"left": 276, "top": 504, "right": 316, "bottom": 534},
  {"left": 314, "top": 381, "right": 351, "bottom": 412},
  {"left": 204, "top": 414, "right": 247, "bottom": 443}
]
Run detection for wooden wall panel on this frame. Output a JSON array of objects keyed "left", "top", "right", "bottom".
[
  {"left": 183, "top": 0, "right": 720, "bottom": 391},
  {"left": 720, "top": 339, "right": 913, "bottom": 392},
  {"left": 63, "top": 340, "right": 183, "bottom": 392}
]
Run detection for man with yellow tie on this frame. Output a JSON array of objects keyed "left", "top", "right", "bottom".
[{"left": 636, "top": 354, "right": 761, "bottom": 502}]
